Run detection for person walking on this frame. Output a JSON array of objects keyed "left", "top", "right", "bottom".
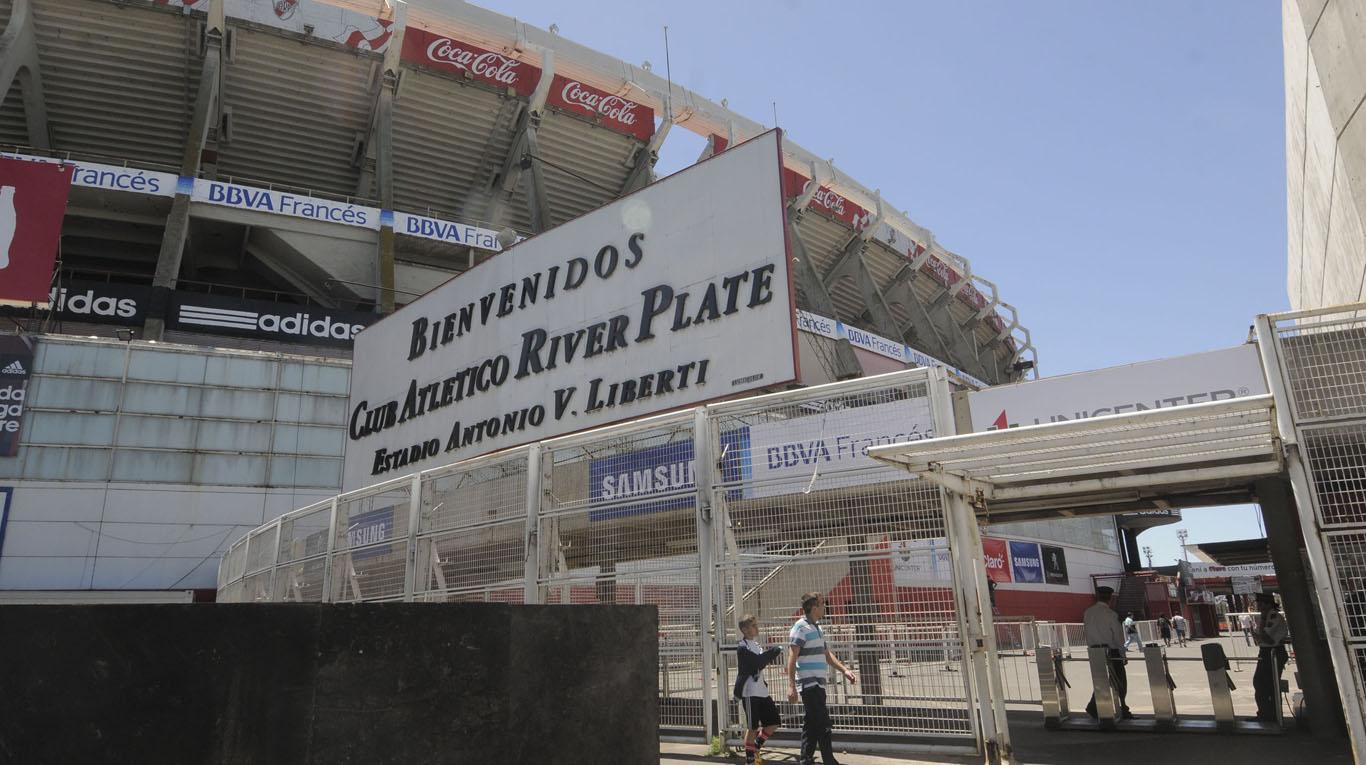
[
  {"left": 1158, "top": 614, "right": 1172, "bottom": 647},
  {"left": 1122, "top": 612, "right": 1141, "bottom": 652},
  {"left": 1240, "top": 613, "right": 1255, "bottom": 647},
  {"left": 735, "top": 614, "right": 783, "bottom": 765},
  {"left": 786, "top": 592, "right": 857, "bottom": 765},
  {"left": 1083, "top": 586, "right": 1132, "bottom": 720},
  {"left": 1252, "top": 594, "right": 1290, "bottom": 723},
  {"left": 1172, "top": 612, "right": 1188, "bottom": 646}
]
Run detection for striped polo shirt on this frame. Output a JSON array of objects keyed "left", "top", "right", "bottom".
[{"left": 789, "top": 616, "right": 828, "bottom": 690}]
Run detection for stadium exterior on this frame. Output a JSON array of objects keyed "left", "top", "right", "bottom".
[{"left": 0, "top": 0, "right": 1142, "bottom": 606}]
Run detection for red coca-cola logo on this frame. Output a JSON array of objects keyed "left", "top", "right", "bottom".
[
  {"left": 558, "top": 80, "right": 640, "bottom": 126},
  {"left": 425, "top": 38, "right": 524, "bottom": 87},
  {"left": 401, "top": 28, "right": 539, "bottom": 96},
  {"left": 810, "top": 187, "right": 846, "bottom": 216}
]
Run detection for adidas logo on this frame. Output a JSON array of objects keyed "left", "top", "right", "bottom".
[{"left": 0, "top": 360, "right": 24, "bottom": 375}]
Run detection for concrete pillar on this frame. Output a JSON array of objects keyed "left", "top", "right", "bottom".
[
  {"left": 145, "top": 1, "right": 224, "bottom": 338},
  {"left": 375, "top": 83, "right": 396, "bottom": 313},
  {"left": 1254, "top": 476, "right": 1346, "bottom": 737},
  {"left": 0, "top": 0, "right": 51, "bottom": 149},
  {"left": 847, "top": 533, "right": 883, "bottom": 705}
]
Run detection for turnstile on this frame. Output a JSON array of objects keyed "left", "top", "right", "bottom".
[{"left": 1036, "top": 642, "right": 1286, "bottom": 735}]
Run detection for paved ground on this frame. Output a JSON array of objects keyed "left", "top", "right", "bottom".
[
  {"left": 660, "top": 636, "right": 1354, "bottom": 764},
  {"left": 661, "top": 710, "right": 1354, "bottom": 764}
]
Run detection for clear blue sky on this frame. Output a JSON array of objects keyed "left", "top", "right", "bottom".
[{"left": 479, "top": 1, "right": 1285, "bottom": 565}]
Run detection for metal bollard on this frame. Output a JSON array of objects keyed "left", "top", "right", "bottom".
[
  {"left": 1201, "top": 643, "right": 1237, "bottom": 731},
  {"left": 1144, "top": 644, "right": 1177, "bottom": 729},
  {"left": 1088, "top": 646, "right": 1118, "bottom": 729}
]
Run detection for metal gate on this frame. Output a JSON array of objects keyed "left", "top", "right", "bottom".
[
  {"left": 1258, "top": 305, "right": 1366, "bottom": 758},
  {"left": 703, "top": 372, "right": 977, "bottom": 747}
]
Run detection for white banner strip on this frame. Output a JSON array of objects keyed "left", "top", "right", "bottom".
[{"left": 795, "top": 309, "right": 988, "bottom": 388}]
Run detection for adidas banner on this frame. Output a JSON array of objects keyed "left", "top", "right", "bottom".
[
  {"left": 0, "top": 335, "right": 34, "bottom": 458},
  {"left": 167, "top": 292, "right": 377, "bottom": 348},
  {"left": 0, "top": 280, "right": 149, "bottom": 326}
]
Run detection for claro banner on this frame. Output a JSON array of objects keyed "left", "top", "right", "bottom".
[
  {"left": 966, "top": 343, "right": 1268, "bottom": 432},
  {"left": 341, "top": 130, "right": 797, "bottom": 490}
]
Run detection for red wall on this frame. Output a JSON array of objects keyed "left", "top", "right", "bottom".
[{"left": 993, "top": 589, "right": 1096, "bottom": 623}]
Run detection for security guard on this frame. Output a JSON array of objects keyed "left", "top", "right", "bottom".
[
  {"left": 1252, "top": 593, "right": 1289, "bottom": 722},
  {"left": 1083, "top": 586, "right": 1132, "bottom": 719}
]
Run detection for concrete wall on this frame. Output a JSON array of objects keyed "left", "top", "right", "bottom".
[
  {"left": 0, "top": 333, "right": 349, "bottom": 591},
  {"left": 1285, "top": 0, "right": 1366, "bottom": 309},
  {"left": 0, "top": 603, "right": 658, "bottom": 764}
]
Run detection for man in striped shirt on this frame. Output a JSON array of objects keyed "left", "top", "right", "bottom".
[{"left": 786, "top": 592, "right": 856, "bottom": 765}]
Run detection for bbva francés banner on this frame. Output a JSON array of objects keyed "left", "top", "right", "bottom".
[{"left": 342, "top": 130, "right": 798, "bottom": 490}]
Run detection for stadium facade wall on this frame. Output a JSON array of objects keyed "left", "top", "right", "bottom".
[{"left": 1284, "top": 0, "right": 1366, "bottom": 309}]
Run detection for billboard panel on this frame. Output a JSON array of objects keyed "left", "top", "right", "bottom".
[
  {"left": 967, "top": 344, "right": 1267, "bottom": 432},
  {"left": 1009, "top": 540, "right": 1044, "bottom": 584},
  {"left": 343, "top": 131, "right": 796, "bottom": 490},
  {"left": 0, "top": 157, "right": 73, "bottom": 304},
  {"left": 1041, "top": 544, "right": 1069, "bottom": 585},
  {"left": 981, "top": 537, "right": 1011, "bottom": 583},
  {"left": 0, "top": 336, "right": 35, "bottom": 458}
]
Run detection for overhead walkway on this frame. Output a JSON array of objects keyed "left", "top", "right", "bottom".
[{"left": 869, "top": 394, "right": 1281, "bottom": 522}]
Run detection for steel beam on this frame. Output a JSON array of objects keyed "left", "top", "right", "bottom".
[
  {"left": 787, "top": 217, "right": 862, "bottom": 379},
  {"left": 0, "top": 0, "right": 49, "bottom": 149}
]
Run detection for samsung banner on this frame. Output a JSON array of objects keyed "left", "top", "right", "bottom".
[
  {"left": 1009, "top": 540, "right": 1044, "bottom": 584},
  {"left": 341, "top": 131, "right": 797, "bottom": 490},
  {"left": 967, "top": 344, "right": 1268, "bottom": 432}
]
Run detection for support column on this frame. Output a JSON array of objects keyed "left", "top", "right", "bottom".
[
  {"left": 1255, "top": 476, "right": 1346, "bottom": 737},
  {"left": 370, "top": 16, "right": 405, "bottom": 314},
  {"left": 145, "top": 0, "right": 225, "bottom": 339},
  {"left": 0, "top": 0, "right": 51, "bottom": 149},
  {"left": 485, "top": 50, "right": 554, "bottom": 232},
  {"left": 848, "top": 533, "right": 883, "bottom": 706},
  {"left": 620, "top": 115, "right": 673, "bottom": 195}
]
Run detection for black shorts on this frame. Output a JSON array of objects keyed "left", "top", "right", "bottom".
[{"left": 743, "top": 695, "right": 781, "bottom": 729}]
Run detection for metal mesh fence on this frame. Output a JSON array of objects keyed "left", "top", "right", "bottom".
[
  {"left": 1278, "top": 324, "right": 1366, "bottom": 422},
  {"left": 1270, "top": 308, "right": 1366, "bottom": 752},
  {"left": 1327, "top": 532, "right": 1366, "bottom": 641},
  {"left": 708, "top": 375, "right": 972, "bottom": 738},
  {"left": 1302, "top": 424, "right": 1366, "bottom": 527},
  {"left": 215, "top": 370, "right": 973, "bottom": 745}
]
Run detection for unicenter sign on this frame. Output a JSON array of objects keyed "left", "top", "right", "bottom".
[{"left": 341, "top": 130, "right": 798, "bottom": 490}]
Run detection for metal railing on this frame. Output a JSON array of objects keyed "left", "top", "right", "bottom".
[{"left": 217, "top": 368, "right": 978, "bottom": 750}]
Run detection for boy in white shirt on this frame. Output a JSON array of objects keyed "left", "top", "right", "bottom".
[{"left": 735, "top": 614, "right": 783, "bottom": 765}]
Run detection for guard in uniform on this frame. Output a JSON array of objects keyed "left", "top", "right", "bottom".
[{"left": 1252, "top": 593, "right": 1289, "bottom": 722}]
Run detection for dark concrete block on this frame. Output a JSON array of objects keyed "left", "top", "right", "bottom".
[{"left": 0, "top": 603, "right": 658, "bottom": 765}]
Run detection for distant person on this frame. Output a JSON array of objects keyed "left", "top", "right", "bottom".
[
  {"left": 1172, "top": 612, "right": 1188, "bottom": 646},
  {"left": 735, "top": 615, "right": 783, "bottom": 765},
  {"left": 1240, "top": 613, "right": 1255, "bottom": 646},
  {"left": 1253, "top": 594, "right": 1290, "bottom": 723},
  {"left": 1083, "top": 586, "right": 1132, "bottom": 720},
  {"left": 1122, "top": 612, "right": 1140, "bottom": 652},
  {"left": 1158, "top": 615, "right": 1172, "bottom": 647},
  {"left": 787, "top": 592, "right": 857, "bottom": 765}
]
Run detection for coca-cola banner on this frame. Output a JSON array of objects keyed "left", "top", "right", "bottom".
[
  {"left": 781, "top": 167, "right": 868, "bottom": 230},
  {"left": 401, "top": 27, "right": 540, "bottom": 97},
  {"left": 981, "top": 537, "right": 1012, "bottom": 583},
  {"left": 547, "top": 76, "right": 653, "bottom": 142},
  {"left": 0, "top": 335, "right": 35, "bottom": 458},
  {"left": 0, "top": 156, "right": 73, "bottom": 304}
]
